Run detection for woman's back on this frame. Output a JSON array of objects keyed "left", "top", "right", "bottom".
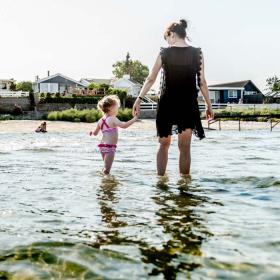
[{"left": 160, "top": 46, "right": 201, "bottom": 99}]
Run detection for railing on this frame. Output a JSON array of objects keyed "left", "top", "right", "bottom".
[
  {"left": 140, "top": 96, "right": 158, "bottom": 110},
  {"left": 206, "top": 114, "right": 280, "bottom": 131},
  {"left": 0, "top": 91, "right": 29, "bottom": 97},
  {"left": 199, "top": 103, "right": 227, "bottom": 111}
]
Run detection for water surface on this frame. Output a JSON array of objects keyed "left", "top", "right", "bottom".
[{"left": 0, "top": 123, "right": 279, "bottom": 279}]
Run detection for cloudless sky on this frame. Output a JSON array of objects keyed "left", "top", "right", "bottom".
[{"left": 0, "top": 0, "right": 280, "bottom": 91}]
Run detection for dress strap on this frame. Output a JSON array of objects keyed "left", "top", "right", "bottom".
[
  {"left": 100, "top": 116, "right": 110, "bottom": 130},
  {"left": 196, "top": 47, "right": 203, "bottom": 87}
]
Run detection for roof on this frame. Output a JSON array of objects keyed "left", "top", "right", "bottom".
[
  {"left": 113, "top": 77, "right": 142, "bottom": 86},
  {"left": 209, "top": 80, "right": 251, "bottom": 88},
  {"left": 129, "top": 78, "right": 142, "bottom": 86},
  {"left": 37, "top": 73, "right": 86, "bottom": 87},
  {"left": 81, "top": 78, "right": 113, "bottom": 85},
  {"left": 0, "top": 78, "right": 15, "bottom": 82},
  {"left": 265, "top": 91, "right": 280, "bottom": 97},
  {"left": 209, "top": 80, "right": 262, "bottom": 93}
]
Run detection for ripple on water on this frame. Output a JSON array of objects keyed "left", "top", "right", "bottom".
[
  {"left": 0, "top": 242, "right": 149, "bottom": 279},
  {"left": 0, "top": 128, "right": 279, "bottom": 278}
]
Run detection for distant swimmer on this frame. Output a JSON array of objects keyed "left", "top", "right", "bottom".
[{"left": 35, "top": 122, "right": 47, "bottom": 133}]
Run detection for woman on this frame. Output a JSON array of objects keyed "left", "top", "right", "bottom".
[{"left": 133, "top": 19, "right": 214, "bottom": 176}]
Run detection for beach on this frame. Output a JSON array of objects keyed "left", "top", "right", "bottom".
[{"left": 0, "top": 119, "right": 279, "bottom": 133}]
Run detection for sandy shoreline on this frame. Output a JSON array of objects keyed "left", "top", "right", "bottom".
[{"left": 0, "top": 119, "right": 279, "bottom": 133}]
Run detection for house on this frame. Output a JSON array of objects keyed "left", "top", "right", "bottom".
[
  {"left": 33, "top": 72, "right": 86, "bottom": 94},
  {"left": 112, "top": 75, "right": 142, "bottom": 97},
  {"left": 201, "top": 80, "right": 264, "bottom": 104},
  {"left": 80, "top": 78, "right": 114, "bottom": 86},
  {"left": 0, "top": 78, "right": 29, "bottom": 97},
  {"left": 0, "top": 78, "right": 15, "bottom": 91},
  {"left": 264, "top": 91, "right": 280, "bottom": 103}
]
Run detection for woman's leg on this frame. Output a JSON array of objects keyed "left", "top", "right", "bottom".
[
  {"left": 178, "top": 129, "right": 192, "bottom": 175},
  {"left": 103, "top": 152, "right": 115, "bottom": 174},
  {"left": 157, "top": 136, "right": 171, "bottom": 176}
]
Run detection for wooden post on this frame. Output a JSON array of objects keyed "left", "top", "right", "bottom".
[
  {"left": 239, "top": 118, "right": 241, "bottom": 131},
  {"left": 219, "top": 119, "right": 221, "bottom": 130}
]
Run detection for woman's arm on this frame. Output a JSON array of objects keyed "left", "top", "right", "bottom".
[
  {"left": 133, "top": 54, "right": 162, "bottom": 115},
  {"left": 113, "top": 116, "right": 138, "bottom": 129},
  {"left": 199, "top": 52, "right": 214, "bottom": 119},
  {"left": 199, "top": 52, "right": 212, "bottom": 108}
]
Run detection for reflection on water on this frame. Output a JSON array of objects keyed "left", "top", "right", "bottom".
[
  {"left": 140, "top": 176, "right": 213, "bottom": 279},
  {"left": 0, "top": 127, "right": 280, "bottom": 279}
]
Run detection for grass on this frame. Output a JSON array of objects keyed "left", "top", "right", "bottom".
[
  {"left": 212, "top": 107, "right": 280, "bottom": 122},
  {"left": 47, "top": 108, "right": 133, "bottom": 122}
]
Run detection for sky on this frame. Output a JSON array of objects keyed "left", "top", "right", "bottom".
[{"left": 0, "top": 0, "right": 280, "bottom": 91}]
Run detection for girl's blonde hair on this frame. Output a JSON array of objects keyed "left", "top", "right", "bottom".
[{"left": 97, "top": 95, "right": 120, "bottom": 113}]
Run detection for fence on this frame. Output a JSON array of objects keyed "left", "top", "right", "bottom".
[{"left": 0, "top": 91, "right": 29, "bottom": 97}]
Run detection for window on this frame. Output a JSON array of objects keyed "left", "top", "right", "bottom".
[
  {"left": 228, "top": 90, "right": 237, "bottom": 98},
  {"left": 0, "top": 83, "right": 7, "bottom": 89},
  {"left": 244, "top": 91, "right": 256, "bottom": 95}
]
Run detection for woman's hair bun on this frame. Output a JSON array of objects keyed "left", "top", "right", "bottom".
[{"left": 179, "top": 19, "right": 187, "bottom": 29}]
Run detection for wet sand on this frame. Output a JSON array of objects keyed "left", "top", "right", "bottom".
[{"left": 0, "top": 119, "right": 279, "bottom": 133}]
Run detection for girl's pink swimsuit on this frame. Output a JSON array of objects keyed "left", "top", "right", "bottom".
[{"left": 98, "top": 116, "right": 118, "bottom": 154}]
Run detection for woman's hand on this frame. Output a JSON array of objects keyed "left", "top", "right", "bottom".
[
  {"left": 205, "top": 105, "right": 214, "bottom": 120},
  {"left": 133, "top": 98, "right": 141, "bottom": 117}
]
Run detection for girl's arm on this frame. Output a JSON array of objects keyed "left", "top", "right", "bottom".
[
  {"left": 90, "top": 123, "right": 100, "bottom": 136},
  {"left": 112, "top": 116, "right": 138, "bottom": 129}
]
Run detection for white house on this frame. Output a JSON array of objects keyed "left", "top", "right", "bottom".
[
  {"left": 0, "top": 78, "right": 29, "bottom": 97},
  {"left": 33, "top": 72, "right": 86, "bottom": 94},
  {"left": 0, "top": 78, "right": 15, "bottom": 91},
  {"left": 112, "top": 75, "right": 142, "bottom": 97}
]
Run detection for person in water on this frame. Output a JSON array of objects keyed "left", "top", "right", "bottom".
[
  {"left": 133, "top": 19, "right": 214, "bottom": 176},
  {"left": 90, "top": 95, "right": 138, "bottom": 174},
  {"left": 35, "top": 122, "right": 47, "bottom": 133}
]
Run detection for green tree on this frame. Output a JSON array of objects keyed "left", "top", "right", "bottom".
[
  {"left": 10, "top": 82, "right": 16, "bottom": 91},
  {"left": 266, "top": 76, "right": 280, "bottom": 92},
  {"left": 16, "top": 81, "right": 33, "bottom": 93},
  {"left": 112, "top": 52, "right": 149, "bottom": 84},
  {"left": 107, "top": 88, "right": 128, "bottom": 108},
  {"left": 88, "top": 83, "right": 99, "bottom": 90}
]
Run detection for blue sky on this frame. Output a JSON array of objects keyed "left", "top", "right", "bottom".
[{"left": 0, "top": 0, "right": 279, "bottom": 91}]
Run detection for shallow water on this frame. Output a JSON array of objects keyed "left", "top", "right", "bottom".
[{"left": 0, "top": 124, "right": 280, "bottom": 279}]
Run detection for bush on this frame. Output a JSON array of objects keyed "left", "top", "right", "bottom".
[
  {"left": 117, "top": 108, "right": 133, "bottom": 121},
  {"left": 47, "top": 108, "right": 131, "bottom": 123},
  {"left": 39, "top": 96, "right": 101, "bottom": 105},
  {"left": 213, "top": 107, "right": 280, "bottom": 121}
]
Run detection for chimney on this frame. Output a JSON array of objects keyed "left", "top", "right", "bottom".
[
  {"left": 47, "top": 70, "right": 50, "bottom": 77},
  {"left": 35, "top": 75, "right": 39, "bottom": 81}
]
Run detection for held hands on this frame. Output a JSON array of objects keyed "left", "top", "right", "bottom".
[
  {"left": 132, "top": 98, "right": 141, "bottom": 117},
  {"left": 205, "top": 106, "right": 214, "bottom": 121}
]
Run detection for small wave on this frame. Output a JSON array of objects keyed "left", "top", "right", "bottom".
[
  {"left": 0, "top": 241, "right": 147, "bottom": 279},
  {"left": 200, "top": 176, "right": 280, "bottom": 188}
]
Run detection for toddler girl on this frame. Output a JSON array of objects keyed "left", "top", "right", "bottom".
[{"left": 90, "top": 95, "right": 138, "bottom": 174}]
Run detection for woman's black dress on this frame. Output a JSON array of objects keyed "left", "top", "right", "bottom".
[{"left": 156, "top": 46, "right": 205, "bottom": 140}]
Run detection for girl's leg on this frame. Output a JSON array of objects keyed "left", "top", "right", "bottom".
[
  {"left": 101, "top": 152, "right": 105, "bottom": 161},
  {"left": 103, "top": 152, "right": 115, "bottom": 174},
  {"left": 157, "top": 136, "right": 171, "bottom": 176},
  {"left": 178, "top": 129, "right": 192, "bottom": 175}
]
